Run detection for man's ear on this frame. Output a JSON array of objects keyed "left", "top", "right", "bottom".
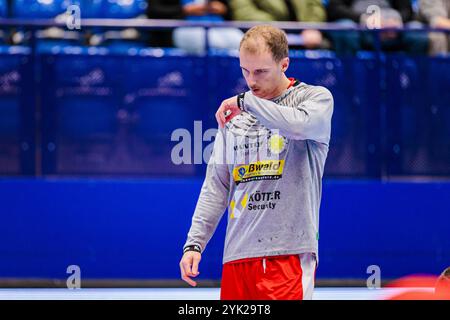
[{"left": 281, "top": 57, "right": 290, "bottom": 72}]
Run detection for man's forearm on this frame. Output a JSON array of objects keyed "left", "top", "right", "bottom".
[
  {"left": 184, "top": 182, "right": 228, "bottom": 252},
  {"left": 240, "top": 87, "right": 333, "bottom": 144}
]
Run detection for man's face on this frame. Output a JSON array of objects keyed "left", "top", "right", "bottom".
[{"left": 239, "top": 47, "right": 288, "bottom": 99}]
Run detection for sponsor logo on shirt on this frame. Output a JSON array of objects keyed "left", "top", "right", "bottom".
[
  {"left": 233, "top": 160, "right": 285, "bottom": 185},
  {"left": 230, "top": 190, "right": 281, "bottom": 219},
  {"left": 268, "top": 134, "right": 287, "bottom": 155},
  {"left": 231, "top": 133, "right": 288, "bottom": 159}
]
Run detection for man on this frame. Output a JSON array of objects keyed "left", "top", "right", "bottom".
[
  {"left": 229, "top": 0, "right": 328, "bottom": 50},
  {"left": 172, "top": 0, "right": 243, "bottom": 54},
  {"left": 180, "top": 25, "right": 333, "bottom": 300},
  {"left": 420, "top": 0, "right": 450, "bottom": 55}
]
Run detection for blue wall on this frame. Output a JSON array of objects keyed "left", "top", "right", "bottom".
[{"left": 0, "top": 179, "right": 448, "bottom": 281}]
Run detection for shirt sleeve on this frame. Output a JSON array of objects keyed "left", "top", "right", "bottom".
[
  {"left": 241, "top": 85, "right": 334, "bottom": 145},
  {"left": 183, "top": 128, "right": 230, "bottom": 253}
]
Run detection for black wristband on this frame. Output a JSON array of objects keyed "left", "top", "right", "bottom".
[
  {"left": 237, "top": 92, "right": 246, "bottom": 111},
  {"left": 183, "top": 245, "right": 202, "bottom": 254}
]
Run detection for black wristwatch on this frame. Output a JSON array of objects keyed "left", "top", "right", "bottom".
[
  {"left": 183, "top": 245, "right": 202, "bottom": 254},
  {"left": 237, "top": 92, "right": 246, "bottom": 111}
]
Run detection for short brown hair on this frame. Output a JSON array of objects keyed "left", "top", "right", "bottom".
[{"left": 239, "top": 25, "right": 289, "bottom": 62}]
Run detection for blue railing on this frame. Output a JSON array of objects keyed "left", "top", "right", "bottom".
[{"left": 0, "top": 19, "right": 449, "bottom": 178}]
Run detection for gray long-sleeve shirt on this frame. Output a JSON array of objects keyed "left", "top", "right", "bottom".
[{"left": 184, "top": 80, "right": 334, "bottom": 264}]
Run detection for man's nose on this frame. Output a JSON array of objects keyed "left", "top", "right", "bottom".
[{"left": 247, "top": 75, "right": 257, "bottom": 87}]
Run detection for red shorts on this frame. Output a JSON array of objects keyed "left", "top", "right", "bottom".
[{"left": 220, "top": 253, "right": 316, "bottom": 300}]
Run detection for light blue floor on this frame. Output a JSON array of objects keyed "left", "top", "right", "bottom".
[{"left": 0, "top": 287, "right": 435, "bottom": 300}]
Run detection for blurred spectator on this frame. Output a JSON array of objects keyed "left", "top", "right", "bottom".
[
  {"left": 146, "top": 0, "right": 185, "bottom": 47},
  {"left": 146, "top": 0, "right": 243, "bottom": 53},
  {"left": 419, "top": 0, "right": 450, "bottom": 55},
  {"left": 173, "top": 0, "right": 244, "bottom": 54},
  {"left": 229, "top": 0, "right": 329, "bottom": 50},
  {"left": 327, "top": 0, "right": 429, "bottom": 54}
]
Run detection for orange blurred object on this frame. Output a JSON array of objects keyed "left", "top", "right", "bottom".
[{"left": 385, "top": 268, "right": 450, "bottom": 300}]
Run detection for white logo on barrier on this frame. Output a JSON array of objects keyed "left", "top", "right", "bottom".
[
  {"left": 158, "top": 72, "right": 184, "bottom": 88},
  {"left": 66, "top": 265, "right": 81, "bottom": 289},
  {"left": 0, "top": 71, "right": 20, "bottom": 93},
  {"left": 79, "top": 69, "right": 105, "bottom": 87},
  {"left": 127, "top": 72, "right": 187, "bottom": 99}
]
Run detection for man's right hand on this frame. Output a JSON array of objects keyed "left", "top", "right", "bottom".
[
  {"left": 216, "top": 96, "right": 241, "bottom": 128},
  {"left": 179, "top": 251, "right": 202, "bottom": 287}
]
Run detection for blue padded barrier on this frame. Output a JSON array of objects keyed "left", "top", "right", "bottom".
[
  {"left": 385, "top": 55, "right": 450, "bottom": 176},
  {"left": 0, "top": 178, "right": 448, "bottom": 281},
  {"left": 0, "top": 45, "right": 34, "bottom": 175}
]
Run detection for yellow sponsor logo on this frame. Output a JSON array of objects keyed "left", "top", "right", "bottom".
[
  {"left": 233, "top": 160, "right": 285, "bottom": 185},
  {"left": 268, "top": 134, "right": 286, "bottom": 155},
  {"left": 230, "top": 192, "right": 248, "bottom": 219}
]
